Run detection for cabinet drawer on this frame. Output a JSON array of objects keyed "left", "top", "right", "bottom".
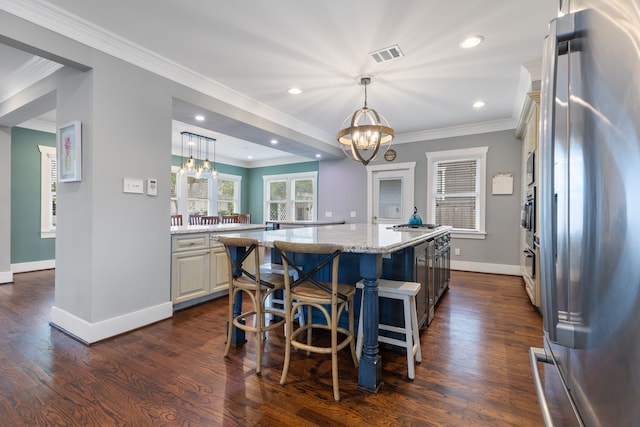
[{"left": 172, "top": 234, "right": 209, "bottom": 252}]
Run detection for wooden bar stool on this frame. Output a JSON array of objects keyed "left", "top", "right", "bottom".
[
  {"left": 274, "top": 241, "right": 358, "bottom": 401},
  {"left": 218, "top": 236, "right": 288, "bottom": 375},
  {"left": 356, "top": 279, "right": 422, "bottom": 380}
]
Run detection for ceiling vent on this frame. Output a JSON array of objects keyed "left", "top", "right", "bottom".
[{"left": 369, "top": 44, "right": 404, "bottom": 63}]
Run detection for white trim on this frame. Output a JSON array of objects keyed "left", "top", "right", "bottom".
[
  {"left": 50, "top": 302, "right": 173, "bottom": 344},
  {"left": 216, "top": 173, "right": 242, "bottom": 214},
  {"left": 451, "top": 260, "right": 521, "bottom": 276},
  {"left": 426, "top": 147, "right": 488, "bottom": 236},
  {"left": 0, "top": 270, "right": 13, "bottom": 284},
  {"left": 393, "top": 119, "right": 515, "bottom": 144},
  {"left": 263, "top": 171, "right": 318, "bottom": 222},
  {"left": 11, "top": 259, "right": 56, "bottom": 273},
  {"left": 0, "top": 55, "right": 62, "bottom": 104},
  {"left": 366, "top": 162, "right": 416, "bottom": 224},
  {"left": 38, "top": 145, "right": 56, "bottom": 238}
]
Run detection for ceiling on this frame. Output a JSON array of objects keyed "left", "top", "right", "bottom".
[{"left": 0, "top": 1, "right": 557, "bottom": 166}]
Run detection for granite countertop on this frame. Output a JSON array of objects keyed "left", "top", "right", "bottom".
[
  {"left": 265, "top": 220, "right": 346, "bottom": 226},
  {"left": 170, "top": 223, "right": 266, "bottom": 235},
  {"left": 212, "top": 223, "right": 452, "bottom": 254}
]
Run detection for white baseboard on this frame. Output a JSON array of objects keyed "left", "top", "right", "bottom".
[
  {"left": 0, "top": 270, "right": 13, "bottom": 284},
  {"left": 451, "top": 260, "right": 521, "bottom": 276},
  {"left": 50, "top": 302, "right": 173, "bottom": 344},
  {"left": 11, "top": 259, "right": 56, "bottom": 273}
]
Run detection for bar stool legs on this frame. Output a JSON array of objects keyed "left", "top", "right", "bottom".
[{"left": 356, "top": 279, "right": 422, "bottom": 380}]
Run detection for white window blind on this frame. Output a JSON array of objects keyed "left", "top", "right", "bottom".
[
  {"left": 426, "top": 146, "right": 488, "bottom": 238},
  {"left": 435, "top": 159, "right": 478, "bottom": 230}
]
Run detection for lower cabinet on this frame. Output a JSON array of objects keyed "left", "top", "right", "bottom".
[
  {"left": 171, "top": 248, "right": 210, "bottom": 304},
  {"left": 209, "top": 241, "right": 229, "bottom": 295},
  {"left": 171, "top": 233, "right": 261, "bottom": 308}
]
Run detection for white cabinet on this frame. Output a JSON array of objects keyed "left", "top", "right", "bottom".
[
  {"left": 518, "top": 90, "right": 541, "bottom": 308},
  {"left": 209, "top": 241, "right": 230, "bottom": 295},
  {"left": 171, "top": 234, "right": 210, "bottom": 304},
  {"left": 171, "top": 233, "right": 263, "bottom": 308}
]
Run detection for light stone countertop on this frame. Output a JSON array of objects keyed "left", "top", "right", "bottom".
[
  {"left": 212, "top": 223, "right": 452, "bottom": 254},
  {"left": 170, "top": 223, "right": 266, "bottom": 235}
]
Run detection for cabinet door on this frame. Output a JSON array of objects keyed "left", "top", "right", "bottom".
[
  {"left": 210, "top": 243, "right": 229, "bottom": 294},
  {"left": 171, "top": 249, "right": 210, "bottom": 304}
]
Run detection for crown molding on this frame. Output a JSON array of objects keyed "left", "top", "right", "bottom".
[
  {"left": 394, "top": 118, "right": 516, "bottom": 144},
  {"left": 0, "top": 56, "right": 62, "bottom": 103},
  {"left": 17, "top": 117, "right": 56, "bottom": 133},
  {"left": 0, "top": 0, "right": 333, "bottom": 144}
]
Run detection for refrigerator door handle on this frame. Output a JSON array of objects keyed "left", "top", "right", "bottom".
[
  {"left": 530, "top": 346, "right": 586, "bottom": 427},
  {"left": 540, "top": 13, "right": 579, "bottom": 345},
  {"left": 529, "top": 347, "right": 555, "bottom": 427}
]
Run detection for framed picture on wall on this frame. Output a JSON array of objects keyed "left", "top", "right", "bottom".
[{"left": 57, "top": 120, "right": 82, "bottom": 182}]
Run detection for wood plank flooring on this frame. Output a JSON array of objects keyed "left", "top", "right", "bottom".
[{"left": 0, "top": 269, "right": 544, "bottom": 426}]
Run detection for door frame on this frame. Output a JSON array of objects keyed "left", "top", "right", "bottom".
[{"left": 366, "top": 161, "right": 416, "bottom": 224}]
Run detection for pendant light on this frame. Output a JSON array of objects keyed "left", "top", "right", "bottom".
[{"left": 336, "top": 76, "right": 394, "bottom": 166}]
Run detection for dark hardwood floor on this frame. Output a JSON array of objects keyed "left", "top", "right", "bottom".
[{"left": 0, "top": 269, "right": 544, "bottom": 426}]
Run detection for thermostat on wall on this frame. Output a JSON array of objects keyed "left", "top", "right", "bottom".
[{"left": 147, "top": 178, "right": 158, "bottom": 196}]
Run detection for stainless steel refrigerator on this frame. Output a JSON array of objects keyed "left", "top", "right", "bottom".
[{"left": 530, "top": 1, "right": 640, "bottom": 425}]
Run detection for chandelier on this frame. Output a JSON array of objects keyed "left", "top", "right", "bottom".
[
  {"left": 179, "top": 131, "right": 217, "bottom": 178},
  {"left": 336, "top": 76, "right": 394, "bottom": 166}
]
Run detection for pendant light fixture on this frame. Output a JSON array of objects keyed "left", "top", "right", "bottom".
[
  {"left": 179, "top": 131, "right": 217, "bottom": 178},
  {"left": 337, "top": 76, "right": 394, "bottom": 166}
]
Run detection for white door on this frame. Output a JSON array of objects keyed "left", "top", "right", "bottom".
[{"left": 367, "top": 162, "right": 415, "bottom": 225}]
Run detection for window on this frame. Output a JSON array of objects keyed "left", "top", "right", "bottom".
[
  {"left": 217, "top": 175, "right": 241, "bottom": 215},
  {"left": 187, "top": 176, "right": 210, "bottom": 215},
  {"left": 171, "top": 167, "right": 242, "bottom": 218},
  {"left": 264, "top": 172, "right": 317, "bottom": 222},
  {"left": 426, "top": 147, "right": 488, "bottom": 239},
  {"left": 38, "top": 145, "right": 56, "bottom": 238}
]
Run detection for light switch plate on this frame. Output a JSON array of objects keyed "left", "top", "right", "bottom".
[{"left": 123, "top": 178, "right": 144, "bottom": 194}]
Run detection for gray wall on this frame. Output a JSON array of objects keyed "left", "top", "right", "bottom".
[{"left": 319, "top": 129, "right": 523, "bottom": 268}]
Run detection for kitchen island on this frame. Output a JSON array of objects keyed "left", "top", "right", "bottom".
[{"left": 216, "top": 223, "right": 452, "bottom": 393}]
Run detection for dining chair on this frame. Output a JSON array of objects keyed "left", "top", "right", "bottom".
[
  {"left": 273, "top": 240, "right": 358, "bottom": 401},
  {"left": 218, "top": 236, "right": 289, "bottom": 375},
  {"left": 170, "top": 214, "right": 183, "bottom": 226},
  {"left": 237, "top": 213, "right": 251, "bottom": 224},
  {"left": 221, "top": 215, "right": 238, "bottom": 224},
  {"left": 201, "top": 215, "right": 219, "bottom": 225},
  {"left": 189, "top": 214, "right": 203, "bottom": 225}
]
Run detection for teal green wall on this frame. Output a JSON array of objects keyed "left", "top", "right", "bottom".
[
  {"left": 171, "top": 156, "right": 318, "bottom": 223},
  {"left": 11, "top": 127, "right": 56, "bottom": 263},
  {"left": 247, "top": 162, "right": 319, "bottom": 223}
]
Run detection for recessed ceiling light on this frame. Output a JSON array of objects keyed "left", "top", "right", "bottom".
[
  {"left": 460, "top": 35, "right": 484, "bottom": 49},
  {"left": 315, "top": 154, "right": 322, "bottom": 158},
  {"left": 473, "top": 100, "right": 486, "bottom": 109},
  {"left": 247, "top": 155, "right": 253, "bottom": 159},
  {"left": 270, "top": 139, "right": 278, "bottom": 144},
  {"left": 195, "top": 115, "right": 205, "bottom": 121},
  {"left": 288, "top": 87, "right": 302, "bottom": 95}
]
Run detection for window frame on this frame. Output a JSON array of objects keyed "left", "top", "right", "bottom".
[
  {"left": 263, "top": 171, "right": 318, "bottom": 222},
  {"left": 216, "top": 173, "right": 242, "bottom": 215},
  {"left": 38, "top": 145, "right": 56, "bottom": 238},
  {"left": 426, "top": 146, "right": 488, "bottom": 239},
  {"left": 171, "top": 166, "right": 242, "bottom": 218}
]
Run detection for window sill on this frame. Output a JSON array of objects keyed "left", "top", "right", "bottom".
[
  {"left": 451, "top": 231, "right": 486, "bottom": 240},
  {"left": 41, "top": 230, "right": 56, "bottom": 239}
]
